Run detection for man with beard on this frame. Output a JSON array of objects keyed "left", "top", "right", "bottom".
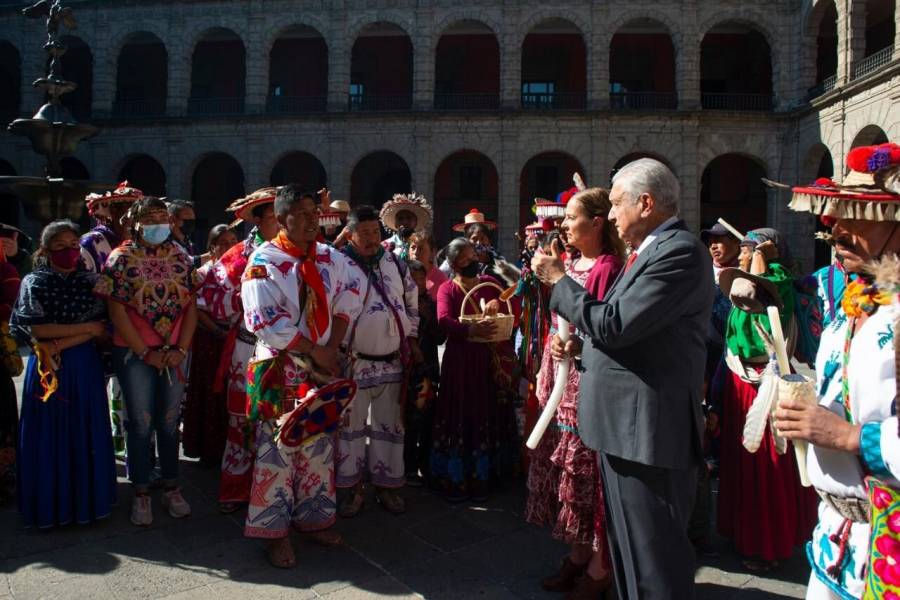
[
  {"left": 240, "top": 184, "right": 362, "bottom": 567},
  {"left": 337, "top": 205, "right": 421, "bottom": 517},
  {"left": 197, "top": 187, "right": 280, "bottom": 513},
  {"left": 774, "top": 142, "right": 900, "bottom": 600},
  {"left": 379, "top": 193, "right": 433, "bottom": 260}
]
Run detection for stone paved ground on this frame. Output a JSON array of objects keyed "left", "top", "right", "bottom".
[{"left": 0, "top": 456, "right": 809, "bottom": 600}]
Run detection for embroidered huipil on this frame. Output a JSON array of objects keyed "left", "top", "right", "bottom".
[
  {"left": 806, "top": 304, "right": 898, "bottom": 599},
  {"left": 344, "top": 251, "right": 419, "bottom": 389},
  {"left": 242, "top": 240, "right": 362, "bottom": 378}
]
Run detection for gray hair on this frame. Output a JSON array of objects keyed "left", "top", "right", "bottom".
[{"left": 611, "top": 158, "right": 679, "bottom": 215}]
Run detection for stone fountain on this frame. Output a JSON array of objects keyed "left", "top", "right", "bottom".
[{"left": 2, "top": 0, "right": 110, "bottom": 225}]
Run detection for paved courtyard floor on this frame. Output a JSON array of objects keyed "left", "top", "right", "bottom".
[{"left": 0, "top": 457, "right": 810, "bottom": 600}]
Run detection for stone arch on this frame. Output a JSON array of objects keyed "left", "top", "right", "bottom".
[
  {"left": 801, "top": 142, "right": 835, "bottom": 182},
  {"left": 346, "top": 16, "right": 416, "bottom": 51},
  {"left": 117, "top": 153, "right": 167, "bottom": 197},
  {"left": 184, "top": 20, "right": 249, "bottom": 59},
  {"left": 190, "top": 151, "right": 246, "bottom": 232},
  {"left": 108, "top": 23, "right": 171, "bottom": 61},
  {"left": 519, "top": 16, "right": 588, "bottom": 110},
  {"left": 188, "top": 27, "right": 246, "bottom": 115},
  {"left": 519, "top": 150, "right": 586, "bottom": 233},
  {"left": 434, "top": 19, "right": 501, "bottom": 109},
  {"left": 349, "top": 150, "right": 412, "bottom": 207},
  {"left": 0, "top": 40, "right": 20, "bottom": 121},
  {"left": 265, "top": 24, "right": 328, "bottom": 113},
  {"left": 113, "top": 31, "right": 168, "bottom": 116},
  {"left": 608, "top": 17, "right": 678, "bottom": 109},
  {"left": 850, "top": 124, "right": 889, "bottom": 148},
  {"left": 516, "top": 11, "right": 589, "bottom": 49},
  {"left": 605, "top": 11, "right": 682, "bottom": 54},
  {"left": 699, "top": 19, "right": 776, "bottom": 110},
  {"left": 268, "top": 151, "right": 328, "bottom": 189},
  {"left": 700, "top": 153, "right": 769, "bottom": 230},
  {"left": 432, "top": 149, "right": 500, "bottom": 244},
  {"left": 432, "top": 14, "right": 501, "bottom": 50},
  {"left": 262, "top": 20, "right": 330, "bottom": 58}
]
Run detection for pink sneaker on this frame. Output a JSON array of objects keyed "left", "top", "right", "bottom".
[
  {"left": 131, "top": 495, "right": 152, "bottom": 526},
  {"left": 161, "top": 487, "right": 191, "bottom": 519}
]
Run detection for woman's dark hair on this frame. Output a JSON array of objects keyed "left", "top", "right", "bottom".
[
  {"left": 445, "top": 237, "right": 473, "bottom": 270},
  {"left": 464, "top": 222, "right": 491, "bottom": 241},
  {"left": 166, "top": 198, "right": 194, "bottom": 217},
  {"left": 126, "top": 196, "right": 169, "bottom": 237},
  {"left": 33, "top": 219, "right": 80, "bottom": 263},
  {"left": 206, "top": 224, "right": 232, "bottom": 251},
  {"left": 406, "top": 259, "right": 426, "bottom": 274},
  {"left": 346, "top": 205, "right": 380, "bottom": 232}
]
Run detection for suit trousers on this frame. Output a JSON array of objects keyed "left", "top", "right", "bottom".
[{"left": 599, "top": 453, "right": 698, "bottom": 599}]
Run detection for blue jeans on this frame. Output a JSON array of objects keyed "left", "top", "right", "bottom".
[{"left": 112, "top": 347, "right": 186, "bottom": 491}]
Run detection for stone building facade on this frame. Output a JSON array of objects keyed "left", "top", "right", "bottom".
[{"left": 0, "top": 0, "right": 898, "bottom": 266}]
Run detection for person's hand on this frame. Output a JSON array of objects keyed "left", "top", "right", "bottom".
[
  {"left": 468, "top": 319, "right": 497, "bottom": 339},
  {"left": 755, "top": 240, "right": 779, "bottom": 261},
  {"left": 774, "top": 399, "right": 861, "bottom": 453},
  {"left": 531, "top": 239, "right": 566, "bottom": 285},
  {"left": 550, "top": 334, "right": 581, "bottom": 361},
  {"left": 310, "top": 344, "right": 339, "bottom": 376},
  {"left": 163, "top": 349, "right": 185, "bottom": 368},
  {"left": 85, "top": 321, "right": 107, "bottom": 338},
  {"left": 483, "top": 299, "right": 501, "bottom": 317},
  {"left": 1, "top": 235, "right": 17, "bottom": 259},
  {"left": 143, "top": 349, "right": 166, "bottom": 370}
]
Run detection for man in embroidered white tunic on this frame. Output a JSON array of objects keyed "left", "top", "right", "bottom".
[
  {"left": 240, "top": 185, "right": 362, "bottom": 568},
  {"left": 338, "top": 205, "right": 421, "bottom": 516},
  {"left": 774, "top": 143, "right": 900, "bottom": 599}
]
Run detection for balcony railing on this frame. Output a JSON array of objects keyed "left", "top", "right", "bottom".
[
  {"left": 806, "top": 75, "right": 837, "bottom": 101},
  {"left": 700, "top": 93, "right": 773, "bottom": 111},
  {"left": 266, "top": 95, "right": 327, "bottom": 114},
  {"left": 348, "top": 94, "right": 413, "bottom": 112},
  {"left": 434, "top": 93, "right": 500, "bottom": 111},
  {"left": 851, "top": 46, "right": 894, "bottom": 80},
  {"left": 521, "top": 92, "right": 587, "bottom": 110},
  {"left": 112, "top": 98, "right": 167, "bottom": 117},
  {"left": 609, "top": 92, "right": 677, "bottom": 110},
  {"left": 187, "top": 96, "right": 245, "bottom": 116}
]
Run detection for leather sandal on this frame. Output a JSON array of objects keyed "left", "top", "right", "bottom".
[
  {"left": 299, "top": 528, "right": 343, "bottom": 547},
  {"left": 375, "top": 488, "right": 406, "bottom": 515},
  {"left": 566, "top": 573, "right": 613, "bottom": 600},
  {"left": 542, "top": 556, "right": 587, "bottom": 592},
  {"left": 266, "top": 538, "right": 296, "bottom": 569},
  {"left": 338, "top": 491, "right": 365, "bottom": 518}
]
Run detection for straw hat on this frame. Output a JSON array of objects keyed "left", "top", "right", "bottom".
[
  {"left": 86, "top": 181, "right": 143, "bottom": 220},
  {"left": 452, "top": 208, "right": 496, "bottom": 232},
  {"left": 226, "top": 187, "right": 279, "bottom": 225},
  {"left": 718, "top": 267, "right": 784, "bottom": 314},
  {"left": 788, "top": 143, "right": 900, "bottom": 222},
  {"left": 330, "top": 199, "right": 351, "bottom": 214},
  {"left": 379, "top": 192, "right": 433, "bottom": 233}
]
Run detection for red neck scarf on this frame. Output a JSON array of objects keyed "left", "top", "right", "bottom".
[{"left": 273, "top": 231, "right": 329, "bottom": 342}]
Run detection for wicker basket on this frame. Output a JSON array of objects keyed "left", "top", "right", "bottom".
[{"left": 458, "top": 281, "right": 515, "bottom": 343}]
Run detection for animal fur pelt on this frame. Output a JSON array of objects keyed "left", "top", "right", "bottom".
[
  {"left": 866, "top": 253, "right": 900, "bottom": 436},
  {"left": 492, "top": 259, "right": 522, "bottom": 288}
]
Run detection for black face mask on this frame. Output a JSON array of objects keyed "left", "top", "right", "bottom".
[
  {"left": 180, "top": 219, "right": 196, "bottom": 237},
  {"left": 458, "top": 262, "right": 480, "bottom": 278}
]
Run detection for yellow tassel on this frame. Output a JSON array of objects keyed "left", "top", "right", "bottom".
[{"left": 34, "top": 343, "right": 59, "bottom": 402}]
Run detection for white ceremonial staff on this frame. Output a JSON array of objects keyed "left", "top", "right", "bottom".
[{"left": 716, "top": 217, "right": 745, "bottom": 241}]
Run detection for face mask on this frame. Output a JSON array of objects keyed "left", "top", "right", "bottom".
[
  {"left": 141, "top": 223, "right": 171, "bottom": 245},
  {"left": 180, "top": 219, "right": 196, "bottom": 237},
  {"left": 49, "top": 247, "right": 81, "bottom": 270},
  {"left": 458, "top": 261, "right": 480, "bottom": 278}
]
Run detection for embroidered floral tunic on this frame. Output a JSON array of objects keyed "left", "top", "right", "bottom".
[{"left": 806, "top": 303, "right": 898, "bottom": 599}]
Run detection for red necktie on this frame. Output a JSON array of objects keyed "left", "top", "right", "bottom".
[{"left": 623, "top": 251, "right": 639, "bottom": 273}]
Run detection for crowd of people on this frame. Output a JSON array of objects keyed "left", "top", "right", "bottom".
[{"left": 0, "top": 143, "right": 897, "bottom": 600}]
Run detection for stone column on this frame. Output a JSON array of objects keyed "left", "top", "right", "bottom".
[
  {"left": 90, "top": 36, "right": 114, "bottom": 119},
  {"left": 844, "top": 0, "right": 868, "bottom": 81},
  {"left": 244, "top": 136, "right": 264, "bottom": 189},
  {"left": 244, "top": 11, "right": 266, "bottom": 116},
  {"left": 413, "top": 128, "right": 433, "bottom": 201},
  {"left": 498, "top": 130, "right": 520, "bottom": 258},
  {"left": 328, "top": 17, "right": 349, "bottom": 112},
  {"left": 166, "top": 10, "right": 189, "bottom": 117},
  {"left": 413, "top": 9, "right": 434, "bottom": 111},
  {"left": 588, "top": 34, "right": 608, "bottom": 110},
  {"left": 500, "top": 8, "right": 521, "bottom": 110},
  {"left": 678, "top": 124, "right": 701, "bottom": 229},
  {"left": 677, "top": 5, "right": 700, "bottom": 111},
  {"left": 165, "top": 138, "right": 186, "bottom": 199}
]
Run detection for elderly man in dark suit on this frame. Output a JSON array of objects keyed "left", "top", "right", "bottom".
[{"left": 532, "top": 158, "right": 713, "bottom": 599}]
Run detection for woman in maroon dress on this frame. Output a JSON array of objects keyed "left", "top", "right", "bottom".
[
  {"left": 525, "top": 188, "right": 624, "bottom": 598},
  {"left": 182, "top": 225, "right": 238, "bottom": 466},
  {"left": 431, "top": 237, "right": 520, "bottom": 502}
]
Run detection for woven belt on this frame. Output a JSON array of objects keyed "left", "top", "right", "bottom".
[
  {"left": 816, "top": 488, "right": 870, "bottom": 523},
  {"left": 354, "top": 351, "right": 400, "bottom": 362},
  {"left": 236, "top": 327, "right": 256, "bottom": 345}
]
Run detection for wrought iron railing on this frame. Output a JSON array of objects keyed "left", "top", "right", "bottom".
[
  {"left": 521, "top": 92, "right": 587, "bottom": 110},
  {"left": 348, "top": 93, "right": 413, "bottom": 112},
  {"left": 609, "top": 92, "right": 677, "bottom": 110},
  {"left": 187, "top": 96, "right": 245, "bottom": 116},
  {"left": 806, "top": 75, "right": 837, "bottom": 101},
  {"left": 700, "top": 93, "right": 773, "bottom": 111},
  {"left": 433, "top": 93, "right": 500, "bottom": 111},
  {"left": 266, "top": 95, "right": 327, "bottom": 114},
  {"left": 851, "top": 46, "right": 894, "bottom": 80},
  {"left": 112, "top": 98, "right": 167, "bottom": 117}
]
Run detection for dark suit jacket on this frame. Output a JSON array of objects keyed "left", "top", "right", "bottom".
[{"left": 550, "top": 219, "right": 714, "bottom": 470}]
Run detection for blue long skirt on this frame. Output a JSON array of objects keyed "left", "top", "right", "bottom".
[{"left": 17, "top": 341, "right": 117, "bottom": 528}]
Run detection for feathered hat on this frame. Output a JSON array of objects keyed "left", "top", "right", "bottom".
[
  {"left": 380, "top": 192, "right": 433, "bottom": 233},
  {"left": 787, "top": 143, "right": 900, "bottom": 222},
  {"left": 534, "top": 172, "right": 586, "bottom": 219},
  {"left": 86, "top": 181, "right": 143, "bottom": 221},
  {"left": 226, "top": 187, "right": 279, "bottom": 226}
]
